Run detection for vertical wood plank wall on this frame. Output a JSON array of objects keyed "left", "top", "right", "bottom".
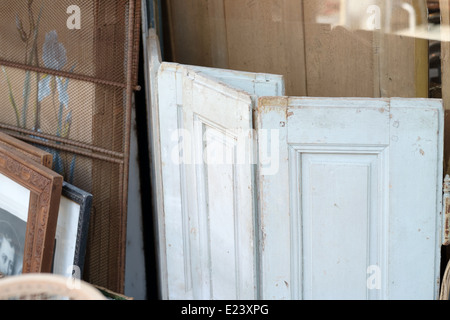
[
  {"left": 441, "top": 0, "right": 450, "bottom": 175},
  {"left": 302, "top": 0, "right": 375, "bottom": 97},
  {"left": 223, "top": 0, "right": 307, "bottom": 96},
  {"left": 378, "top": 0, "right": 428, "bottom": 99},
  {"left": 165, "top": 0, "right": 428, "bottom": 98}
]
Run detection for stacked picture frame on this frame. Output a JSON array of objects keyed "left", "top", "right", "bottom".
[{"left": 0, "top": 132, "right": 92, "bottom": 280}]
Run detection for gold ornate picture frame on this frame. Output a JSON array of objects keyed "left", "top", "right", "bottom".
[{"left": 0, "top": 143, "right": 62, "bottom": 274}]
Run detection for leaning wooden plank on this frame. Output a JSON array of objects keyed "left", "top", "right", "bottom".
[{"left": 146, "top": 28, "right": 167, "bottom": 299}]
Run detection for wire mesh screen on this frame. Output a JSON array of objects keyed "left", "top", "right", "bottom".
[{"left": 0, "top": 0, "right": 141, "bottom": 293}]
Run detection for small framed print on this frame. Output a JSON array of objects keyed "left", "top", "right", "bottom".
[
  {"left": 53, "top": 182, "right": 92, "bottom": 278},
  {"left": 0, "top": 143, "right": 63, "bottom": 274}
]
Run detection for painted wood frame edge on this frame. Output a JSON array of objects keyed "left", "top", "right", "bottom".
[{"left": 146, "top": 27, "right": 167, "bottom": 299}]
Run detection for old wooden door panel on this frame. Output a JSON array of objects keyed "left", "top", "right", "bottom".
[
  {"left": 300, "top": 151, "right": 384, "bottom": 300},
  {"left": 388, "top": 99, "right": 444, "bottom": 298},
  {"left": 257, "top": 97, "right": 443, "bottom": 300},
  {"left": 157, "top": 65, "right": 281, "bottom": 299},
  {"left": 180, "top": 67, "right": 255, "bottom": 300},
  {"left": 150, "top": 34, "right": 284, "bottom": 298}
]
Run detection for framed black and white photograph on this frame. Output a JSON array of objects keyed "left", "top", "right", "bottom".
[
  {"left": 0, "top": 132, "right": 92, "bottom": 279},
  {"left": 0, "top": 172, "right": 29, "bottom": 276},
  {"left": 0, "top": 144, "right": 63, "bottom": 274},
  {"left": 52, "top": 182, "right": 92, "bottom": 278}
]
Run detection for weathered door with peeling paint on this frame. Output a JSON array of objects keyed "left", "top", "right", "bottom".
[
  {"left": 256, "top": 97, "right": 444, "bottom": 300},
  {"left": 148, "top": 29, "right": 285, "bottom": 299}
]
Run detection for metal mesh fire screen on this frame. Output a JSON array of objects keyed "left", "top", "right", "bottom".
[{"left": 0, "top": 0, "right": 141, "bottom": 293}]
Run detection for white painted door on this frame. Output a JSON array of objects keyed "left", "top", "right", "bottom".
[
  {"left": 147, "top": 29, "right": 444, "bottom": 301},
  {"left": 147, "top": 29, "right": 284, "bottom": 300},
  {"left": 256, "top": 97, "right": 444, "bottom": 300}
]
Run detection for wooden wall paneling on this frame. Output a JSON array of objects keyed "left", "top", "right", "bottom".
[
  {"left": 223, "top": 0, "right": 307, "bottom": 96},
  {"left": 166, "top": 0, "right": 218, "bottom": 67},
  {"left": 166, "top": 0, "right": 428, "bottom": 99},
  {"left": 165, "top": 0, "right": 228, "bottom": 67},
  {"left": 302, "top": 0, "right": 428, "bottom": 99},
  {"left": 378, "top": 0, "right": 429, "bottom": 98},
  {"left": 302, "top": 0, "right": 376, "bottom": 98},
  {"left": 206, "top": 0, "right": 229, "bottom": 68},
  {"left": 414, "top": 0, "right": 431, "bottom": 98},
  {"left": 166, "top": 0, "right": 307, "bottom": 96}
]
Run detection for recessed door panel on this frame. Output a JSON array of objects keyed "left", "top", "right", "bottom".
[{"left": 257, "top": 97, "right": 443, "bottom": 300}]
